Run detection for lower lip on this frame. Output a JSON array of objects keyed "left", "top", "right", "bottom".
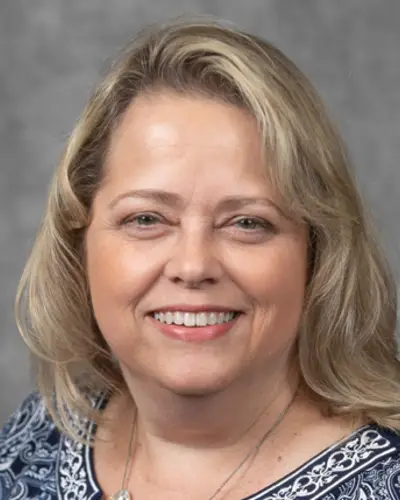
[{"left": 148, "top": 314, "right": 240, "bottom": 342}]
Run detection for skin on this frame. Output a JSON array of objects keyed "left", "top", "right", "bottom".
[{"left": 86, "top": 91, "right": 354, "bottom": 499}]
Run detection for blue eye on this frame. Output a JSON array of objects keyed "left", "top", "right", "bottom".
[
  {"left": 119, "top": 212, "right": 167, "bottom": 239},
  {"left": 121, "top": 213, "right": 162, "bottom": 228},
  {"left": 234, "top": 217, "right": 272, "bottom": 231},
  {"left": 133, "top": 214, "right": 159, "bottom": 226}
]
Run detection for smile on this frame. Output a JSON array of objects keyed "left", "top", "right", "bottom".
[{"left": 151, "top": 311, "right": 238, "bottom": 327}]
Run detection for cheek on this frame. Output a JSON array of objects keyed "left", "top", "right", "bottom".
[
  {"left": 85, "top": 230, "right": 161, "bottom": 321},
  {"left": 257, "top": 248, "right": 307, "bottom": 307},
  {"left": 238, "top": 237, "right": 308, "bottom": 351},
  {"left": 227, "top": 234, "right": 307, "bottom": 303},
  {"left": 85, "top": 231, "right": 164, "bottom": 358}
]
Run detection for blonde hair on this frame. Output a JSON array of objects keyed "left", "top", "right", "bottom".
[{"left": 15, "top": 17, "right": 399, "bottom": 440}]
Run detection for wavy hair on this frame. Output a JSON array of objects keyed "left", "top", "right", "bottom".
[{"left": 15, "top": 16, "right": 399, "bottom": 441}]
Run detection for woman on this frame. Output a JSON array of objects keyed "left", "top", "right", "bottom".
[{"left": 1, "top": 17, "right": 399, "bottom": 500}]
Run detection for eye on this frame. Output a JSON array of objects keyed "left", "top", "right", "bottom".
[
  {"left": 221, "top": 216, "right": 277, "bottom": 243},
  {"left": 233, "top": 217, "right": 274, "bottom": 232},
  {"left": 120, "top": 212, "right": 164, "bottom": 232},
  {"left": 134, "top": 214, "right": 158, "bottom": 226}
]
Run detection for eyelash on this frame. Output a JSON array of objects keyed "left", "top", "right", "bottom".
[
  {"left": 230, "top": 217, "right": 275, "bottom": 232},
  {"left": 121, "top": 213, "right": 163, "bottom": 228},
  {"left": 119, "top": 213, "right": 276, "bottom": 237}
]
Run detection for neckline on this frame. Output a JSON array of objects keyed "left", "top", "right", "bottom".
[
  {"left": 59, "top": 392, "right": 393, "bottom": 500},
  {"left": 239, "top": 422, "right": 379, "bottom": 500}
]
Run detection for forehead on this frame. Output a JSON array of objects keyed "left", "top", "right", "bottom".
[
  {"left": 108, "top": 91, "right": 261, "bottom": 162},
  {"left": 99, "top": 91, "right": 282, "bottom": 208},
  {"left": 97, "top": 92, "right": 300, "bottom": 225}
]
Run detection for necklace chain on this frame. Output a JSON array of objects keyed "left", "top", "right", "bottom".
[
  {"left": 110, "top": 390, "right": 297, "bottom": 500},
  {"left": 206, "top": 391, "right": 296, "bottom": 500}
]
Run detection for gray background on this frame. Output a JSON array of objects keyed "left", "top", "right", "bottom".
[{"left": 1, "top": 0, "right": 399, "bottom": 425}]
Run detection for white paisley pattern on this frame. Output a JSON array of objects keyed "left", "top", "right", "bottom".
[{"left": 1, "top": 393, "right": 400, "bottom": 499}]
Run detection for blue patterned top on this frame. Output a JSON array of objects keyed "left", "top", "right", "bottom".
[{"left": 1, "top": 392, "right": 400, "bottom": 499}]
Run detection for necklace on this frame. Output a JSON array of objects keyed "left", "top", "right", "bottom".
[
  {"left": 109, "top": 390, "right": 297, "bottom": 500},
  {"left": 109, "top": 408, "right": 137, "bottom": 500}
]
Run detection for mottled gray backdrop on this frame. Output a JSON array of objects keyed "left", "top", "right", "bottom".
[{"left": 1, "top": 0, "right": 399, "bottom": 424}]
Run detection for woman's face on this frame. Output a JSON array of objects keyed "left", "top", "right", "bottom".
[{"left": 86, "top": 91, "right": 308, "bottom": 395}]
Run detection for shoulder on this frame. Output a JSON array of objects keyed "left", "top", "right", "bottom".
[
  {"left": 347, "top": 425, "right": 400, "bottom": 498},
  {"left": 0, "top": 392, "right": 59, "bottom": 451},
  {"left": 317, "top": 424, "right": 400, "bottom": 500},
  {"left": 259, "top": 424, "right": 400, "bottom": 500},
  {"left": 1, "top": 392, "right": 48, "bottom": 433},
  {"left": 0, "top": 390, "right": 107, "bottom": 500},
  {"left": 0, "top": 392, "right": 61, "bottom": 499}
]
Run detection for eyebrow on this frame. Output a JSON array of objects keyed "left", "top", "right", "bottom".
[
  {"left": 109, "top": 189, "right": 289, "bottom": 219},
  {"left": 109, "top": 189, "right": 183, "bottom": 209}
]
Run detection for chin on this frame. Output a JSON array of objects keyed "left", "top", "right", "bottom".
[
  {"left": 164, "top": 384, "right": 225, "bottom": 399},
  {"left": 154, "top": 366, "right": 237, "bottom": 398}
]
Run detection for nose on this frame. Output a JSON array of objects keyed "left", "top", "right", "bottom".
[{"left": 163, "top": 227, "right": 223, "bottom": 288}]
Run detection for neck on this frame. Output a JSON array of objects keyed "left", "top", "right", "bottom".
[
  {"left": 116, "top": 358, "right": 301, "bottom": 452},
  {"left": 95, "top": 362, "right": 358, "bottom": 499},
  {"left": 99, "top": 360, "right": 321, "bottom": 496}
]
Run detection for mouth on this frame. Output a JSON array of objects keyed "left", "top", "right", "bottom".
[
  {"left": 147, "top": 309, "right": 242, "bottom": 342},
  {"left": 149, "top": 310, "right": 240, "bottom": 327}
]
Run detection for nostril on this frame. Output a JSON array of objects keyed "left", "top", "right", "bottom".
[{"left": 169, "top": 277, "right": 217, "bottom": 288}]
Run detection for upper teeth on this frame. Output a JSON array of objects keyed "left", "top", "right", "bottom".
[{"left": 153, "top": 311, "right": 236, "bottom": 327}]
